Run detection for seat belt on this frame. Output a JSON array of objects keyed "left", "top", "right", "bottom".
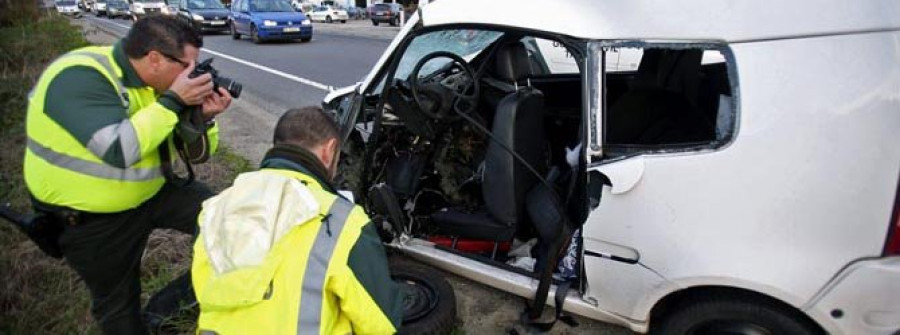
[{"left": 522, "top": 223, "right": 578, "bottom": 331}]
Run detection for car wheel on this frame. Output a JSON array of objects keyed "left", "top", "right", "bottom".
[
  {"left": 325, "top": 15, "right": 332, "bottom": 23},
  {"left": 372, "top": 20, "right": 378, "bottom": 26},
  {"left": 390, "top": 17, "right": 398, "bottom": 26},
  {"left": 300, "top": 37, "right": 311, "bottom": 42},
  {"left": 250, "top": 24, "right": 261, "bottom": 44},
  {"left": 653, "top": 294, "right": 820, "bottom": 335},
  {"left": 340, "top": 19, "right": 346, "bottom": 23},
  {"left": 230, "top": 22, "right": 240, "bottom": 39},
  {"left": 390, "top": 258, "right": 456, "bottom": 335}
]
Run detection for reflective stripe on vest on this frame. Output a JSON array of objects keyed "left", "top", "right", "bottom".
[
  {"left": 297, "top": 197, "right": 354, "bottom": 334},
  {"left": 27, "top": 137, "right": 163, "bottom": 181},
  {"left": 29, "top": 49, "right": 147, "bottom": 173},
  {"left": 27, "top": 50, "right": 130, "bottom": 109},
  {"left": 69, "top": 50, "right": 130, "bottom": 108}
]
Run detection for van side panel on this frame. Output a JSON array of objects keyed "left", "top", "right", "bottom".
[{"left": 582, "top": 30, "right": 900, "bottom": 333}]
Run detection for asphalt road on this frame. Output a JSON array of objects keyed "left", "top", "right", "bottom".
[
  {"left": 87, "top": 16, "right": 388, "bottom": 114},
  {"left": 82, "top": 15, "right": 632, "bottom": 334}
]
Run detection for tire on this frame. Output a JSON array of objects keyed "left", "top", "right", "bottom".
[
  {"left": 390, "top": 259, "right": 456, "bottom": 335},
  {"left": 340, "top": 19, "right": 346, "bottom": 23},
  {"left": 390, "top": 17, "right": 398, "bottom": 26},
  {"left": 372, "top": 20, "right": 378, "bottom": 26},
  {"left": 250, "top": 24, "right": 261, "bottom": 44},
  {"left": 654, "top": 294, "right": 820, "bottom": 335},
  {"left": 300, "top": 37, "right": 311, "bottom": 42},
  {"left": 230, "top": 22, "right": 240, "bottom": 39},
  {"left": 325, "top": 15, "right": 332, "bottom": 23}
]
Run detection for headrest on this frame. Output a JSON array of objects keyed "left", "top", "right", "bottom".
[{"left": 494, "top": 42, "right": 534, "bottom": 82}]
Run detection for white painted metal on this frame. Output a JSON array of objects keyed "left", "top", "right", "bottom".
[
  {"left": 324, "top": 2, "right": 900, "bottom": 334},
  {"left": 804, "top": 257, "right": 900, "bottom": 333},
  {"left": 582, "top": 30, "right": 900, "bottom": 333},
  {"left": 422, "top": 0, "right": 900, "bottom": 43}
]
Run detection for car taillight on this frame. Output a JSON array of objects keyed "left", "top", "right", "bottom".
[{"left": 885, "top": 174, "right": 900, "bottom": 256}]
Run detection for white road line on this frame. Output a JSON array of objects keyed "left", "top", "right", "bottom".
[{"left": 91, "top": 17, "right": 333, "bottom": 92}]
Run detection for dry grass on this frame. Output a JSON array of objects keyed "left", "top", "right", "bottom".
[{"left": 0, "top": 8, "right": 253, "bottom": 333}]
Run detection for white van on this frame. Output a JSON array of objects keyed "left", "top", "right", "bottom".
[
  {"left": 55, "top": 0, "right": 82, "bottom": 16},
  {"left": 128, "top": 0, "right": 172, "bottom": 20},
  {"left": 323, "top": 0, "right": 900, "bottom": 333}
]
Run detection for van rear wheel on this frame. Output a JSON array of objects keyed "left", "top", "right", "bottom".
[{"left": 654, "top": 295, "right": 820, "bottom": 335}]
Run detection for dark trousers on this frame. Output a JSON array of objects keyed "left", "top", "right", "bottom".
[{"left": 56, "top": 182, "right": 213, "bottom": 335}]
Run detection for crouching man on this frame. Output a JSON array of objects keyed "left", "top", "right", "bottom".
[{"left": 191, "top": 106, "right": 403, "bottom": 334}]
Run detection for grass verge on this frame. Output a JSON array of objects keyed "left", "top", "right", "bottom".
[{"left": 0, "top": 10, "right": 253, "bottom": 334}]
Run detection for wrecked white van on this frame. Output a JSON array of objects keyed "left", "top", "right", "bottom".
[{"left": 324, "top": 0, "right": 900, "bottom": 333}]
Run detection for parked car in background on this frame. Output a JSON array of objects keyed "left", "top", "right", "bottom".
[
  {"left": 230, "top": 0, "right": 311, "bottom": 44},
  {"left": 92, "top": 0, "right": 107, "bottom": 15},
  {"left": 130, "top": 0, "right": 172, "bottom": 20},
  {"left": 56, "top": 0, "right": 82, "bottom": 16},
  {"left": 369, "top": 2, "right": 401, "bottom": 26},
  {"left": 307, "top": 5, "right": 347, "bottom": 23},
  {"left": 177, "top": 0, "right": 230, "bottom": 33},
  {"left": 106, "top": 0, "right": 130, "bottom": 17},
  {"left": 345, "top": 6, "right": 363, "bottom": 19}
]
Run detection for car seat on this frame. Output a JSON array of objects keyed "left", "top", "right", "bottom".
[{"left": 431, "top": 80, "right": 547, "bottom": 257}]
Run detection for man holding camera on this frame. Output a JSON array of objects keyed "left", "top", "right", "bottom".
[{"left": 23, "top": 15, "right": 231, "bottom": 334}]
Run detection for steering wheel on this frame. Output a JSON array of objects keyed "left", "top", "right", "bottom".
[{"left": 409, "top": 51, "right": 480, "bottom": 120}]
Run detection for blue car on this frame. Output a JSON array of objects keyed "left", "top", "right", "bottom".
[{"left": 229, "top": 0, "right": 311, "bottom": 43}]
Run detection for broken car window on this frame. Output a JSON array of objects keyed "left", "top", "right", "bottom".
[{"left": 393, "top": 30, "right": 503, "bottom": 82}]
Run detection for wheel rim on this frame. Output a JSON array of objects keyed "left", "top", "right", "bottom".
[
  {"left": 326, "top": 16, "right": 331, "bottom": 23},
  {"left": 394, "top": 274, "right": 439, "bottom": 323},
  {"left": 688, "top": 320, "right": 774, "bottom": 335}
]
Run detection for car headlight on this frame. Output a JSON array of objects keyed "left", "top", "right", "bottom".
[
  {"left": 192, "top": 13, "right": 203, "bottom": 21},
  {"left": 263, "top": 20, "right": 277, "bottom": 26},
  {"left": 301, "top": 19, "right": 310, "bottom": 25}
]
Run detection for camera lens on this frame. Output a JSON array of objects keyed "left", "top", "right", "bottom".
[{"left": 215, "top": 77, "right": 242, "bottom": 99}]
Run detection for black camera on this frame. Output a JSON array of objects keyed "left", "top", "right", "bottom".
[{"left": 189, "top": 57, "right": 242, "bottom": 99}]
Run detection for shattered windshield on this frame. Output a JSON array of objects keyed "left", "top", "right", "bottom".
[{"left": 394, "top": 29, "right": 503, "bottom": 81}]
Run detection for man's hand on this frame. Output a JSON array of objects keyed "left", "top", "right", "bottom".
[
  {"left": 201, "top": 87, "right": 232, "bottom": 120},
  {"left": 169, "top": 61, "right": 213, "bottom": 106}
]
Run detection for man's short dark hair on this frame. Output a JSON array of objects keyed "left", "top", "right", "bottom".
[
  {"left": 274, "top": 106, "right": 340, "bottom": 150},
  {"left": 123, "top": 15, "right": 203, "bottom": 59}
]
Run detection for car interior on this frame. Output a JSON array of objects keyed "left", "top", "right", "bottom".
[{"left": 337, "top": 28, "right": 733, "bottom": 284}]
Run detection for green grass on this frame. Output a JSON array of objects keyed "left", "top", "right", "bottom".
[{"left": 0, "top": 9, "right": 252, "bottom": 334}]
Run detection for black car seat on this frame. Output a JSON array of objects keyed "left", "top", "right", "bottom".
[
  {"left": 481, "top": 41, "right": 537, "bottom": 114},
  {"left": 431, "top": 88, "right": 547, "bottom": 252},
  {"left": 431, "top": 45, "right": 547, "bottom": 254},
  {"left": 606, "top": 49, "right": 714, "bottom": 145}
]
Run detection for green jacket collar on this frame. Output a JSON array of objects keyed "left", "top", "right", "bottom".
[
  {"left": 260, "top": 145, "right": 337, "bottom": 194},
  {"left": 112, "top": 40, "right": 146, "bottom": 88}
]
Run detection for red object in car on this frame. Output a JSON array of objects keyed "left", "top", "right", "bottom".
[
  {"left": 429, "top": 236, "right": 511, "bottom": 253},
  {"left": 885, "top": 174, "right": 900, "bottom": 256}
]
